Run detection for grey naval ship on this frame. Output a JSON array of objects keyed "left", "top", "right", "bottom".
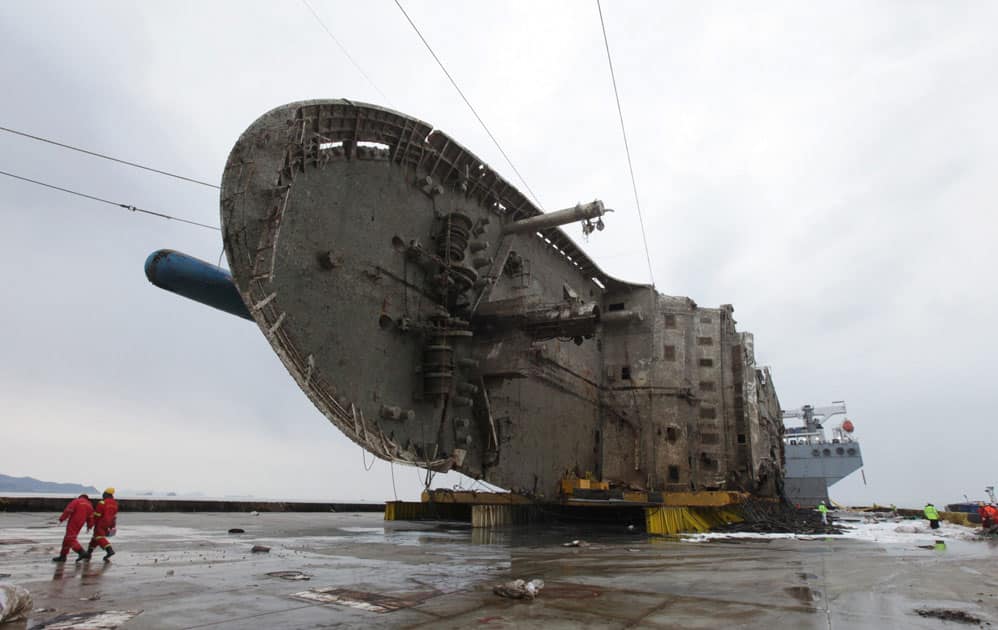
[{"left": 782, "top": 402, "right": 864, "bottom": 506}]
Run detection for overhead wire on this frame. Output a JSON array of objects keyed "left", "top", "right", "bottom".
[
  {"left": 300, "top": 0, "right": 393, "bottom": 106},
  {"left": 392, "top": 0, "right": 543, "bottom": 208},
  {"left": 0, "top": 169, "right": 220, "bottom": 231},
  {"left": 0, "top": 126, "right": 219, "bottom": 189},
  {"left": 596, "top": 0, "right": 656, "bottom": 287}
]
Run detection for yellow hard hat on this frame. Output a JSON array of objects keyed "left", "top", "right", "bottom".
[{"left": 104, "top": 487, "right": 115, "bottom": 496}]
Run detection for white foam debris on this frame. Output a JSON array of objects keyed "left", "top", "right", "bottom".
[{"left": 682, "top": 513, "right": 982, "bottom": 544}]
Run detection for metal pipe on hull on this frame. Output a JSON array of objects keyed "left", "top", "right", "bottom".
[
  {"left": 501, "top": 201, "right": 609, "bottom": 235},
  {"left": 144, "top": 249, "right": 252, "bottom": 320}
]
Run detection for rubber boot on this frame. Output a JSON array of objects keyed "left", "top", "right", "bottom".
[
  {"left": 103, "top": 546, "right": 115, "bottom": 561},
  {"left": 75, "top": 550, "right": 89, "bottom": 562},
  {"left": 52, "top": 554, "right": 67, "bottom": 562}
]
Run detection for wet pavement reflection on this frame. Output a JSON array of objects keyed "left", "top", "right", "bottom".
[{"left": 1, "top": 511, "right": 995, "bottom": 629}]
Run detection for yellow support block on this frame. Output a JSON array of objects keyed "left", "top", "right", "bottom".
[
  {"left": 940, "top": 511, "right": 973, "bottom": 527},
  {"left": 559, "top": 477, "right": 610, "bottom": 495},
  {"left": 645, "top": 506, "right": 745, "bottom": 535}
]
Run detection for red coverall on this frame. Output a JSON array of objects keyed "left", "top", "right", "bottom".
[
  {"left": 59, "top": 496, "right": 94, "bottom": 556},
  {"left": 982, "top": 505, "right": 998, "bottom": 528},
  {"left": 88, "top": 497, "right": 118, "bottom": 550}
]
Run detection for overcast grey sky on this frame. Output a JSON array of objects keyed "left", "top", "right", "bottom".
[{"left": 1, "top": 1, "right": 995, "bottom": 506}]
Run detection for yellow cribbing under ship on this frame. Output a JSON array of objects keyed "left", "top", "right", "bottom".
[
  {"left": 645, "top": 505, "right": 746, "bottom": 535},
  {"left": 644, "top": 491, "right": 750, "bottom": 535}
]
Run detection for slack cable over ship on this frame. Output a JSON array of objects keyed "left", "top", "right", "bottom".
[{"left": 145, "top": 100, "right": 789, "bottom": 531}]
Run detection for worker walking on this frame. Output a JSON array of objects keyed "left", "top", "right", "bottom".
[
  {"left": 817, "top": 500, "right": 829, "bottom": 525},
  {"left": 53, "top": 494, "right": 94, "bottom": 562},
  {"left": 924, "top": 502, "right": 941, "bottom": 530},
  {"left": 85, "top": 488, "right": 119, "bottom": 561}
]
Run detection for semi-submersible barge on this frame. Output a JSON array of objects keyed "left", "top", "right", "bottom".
[{"left": 146, "top": 100, "right": 787, "bottom": 525}]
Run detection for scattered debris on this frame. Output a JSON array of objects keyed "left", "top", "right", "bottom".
[
  {"left": 165, "top": 570, "right": 175, "bottom": 577},
  {"left": 250, "top": 511, "right": 260, "bottom": 516},
  {"left": 34, "top": 607, "right": 55, "bottom": 613},
  {"left": 914, "top": 608, "right": 984, "bottom": 624},
  {"left": 80, "top": 592, "right": 102, "bottom": 601},
  {"left": 710, "top": 503, "right": 846, "bottom": 535},
  {"left": 27, "top": 610, "right": 141, "bottom": 629},
  {"left": 290, "top": 588, "right": 430, "bottom": 612},
  {"left": 0, "top": 584, "right": 33, "bottom": 624},
  {"left": 784, "top": 586, "right": 818, "bottom": 603},
  {"left": 227, "top": 528, "right": 245, "bottom": 534},
  {"left": 0, "top": 573, "right": 10, "bottom": 579},
  {"left": 562, "top": 540, "right": 589, "bottom": 548},
  {"left": 250, "top": 545, "right": 270, "bottom": 553},
  {"left": 0, "top": 539, "right": 37, "bottom": 545},
  {"left": 493, "top": 579, "right": 545, "bottom": 600},
  {"left": 266, "top": 571, "right": 311, "bottom": 581}
]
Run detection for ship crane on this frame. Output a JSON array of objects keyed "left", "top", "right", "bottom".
[{"left": 781, "top": 402, "right": 847, "bottom": 445}]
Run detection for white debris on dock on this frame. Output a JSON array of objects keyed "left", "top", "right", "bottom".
[{"left": 683, "top": 512, "right": 981, "bottom": 544}]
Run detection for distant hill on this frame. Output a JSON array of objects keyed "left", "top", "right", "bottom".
[{"left": 0, "top": 474, "right": 98, "bottom": 494}]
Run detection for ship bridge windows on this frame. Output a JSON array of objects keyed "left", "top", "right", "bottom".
[
  {"left": 621, "top": 366, "right": 631, "bottom": 380},
  {"left": 665, "top": 426, "right": 679, "bottom": 442}
]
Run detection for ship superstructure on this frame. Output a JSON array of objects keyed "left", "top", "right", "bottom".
[{"left": 782, "top": 402, "right": 863, "bottom": 506}]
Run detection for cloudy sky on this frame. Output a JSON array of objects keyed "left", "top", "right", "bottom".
[{"left": 1, "top": 1, "right": 995, "bottom": 506}]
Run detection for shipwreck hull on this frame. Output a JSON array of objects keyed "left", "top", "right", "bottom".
[{"left": 220, "top": 99, "right": 783, "bottom": 499}]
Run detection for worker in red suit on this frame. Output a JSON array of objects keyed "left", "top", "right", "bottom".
[
  {"left": 980, "top": 504, "right": 998, "bottom": 529},
  {"left": 53, "top": 494, "right": 94, "bottom": 562},
  {"left": 85, "top": 487, "right": 119, "bottom": 561}
]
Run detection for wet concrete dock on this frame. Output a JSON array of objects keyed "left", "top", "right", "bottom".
[{"left": 1, "top": 511, "right": 996, "bottom": 628}]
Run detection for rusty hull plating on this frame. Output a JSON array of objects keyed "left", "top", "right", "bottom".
[{"left": 219, "top": 99, "right": 784, "bottom": 500}]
